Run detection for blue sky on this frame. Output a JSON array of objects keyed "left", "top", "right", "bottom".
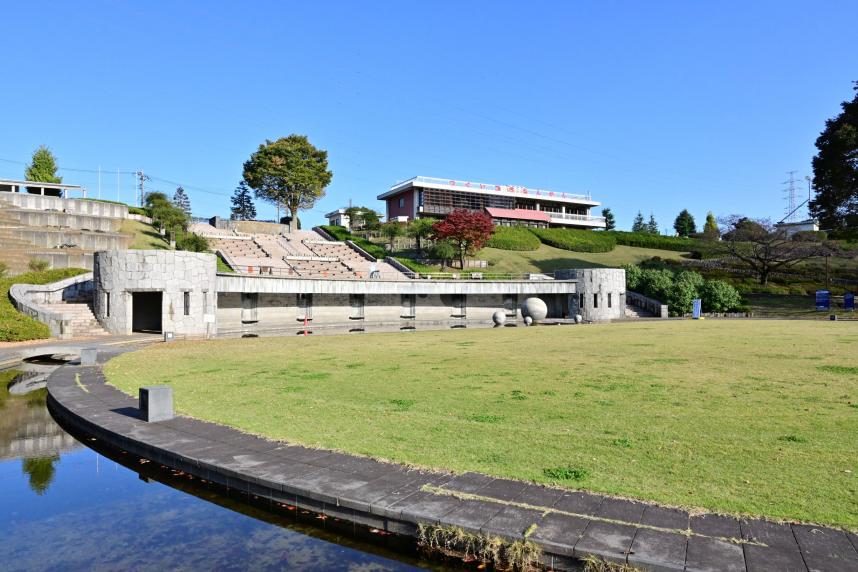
[{"left": 1, "top": 1, "right": 855, "bottom": 230}]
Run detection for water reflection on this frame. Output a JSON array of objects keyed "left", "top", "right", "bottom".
[{"left": 0, "top": 367, "right": 456, "bottom": 571}]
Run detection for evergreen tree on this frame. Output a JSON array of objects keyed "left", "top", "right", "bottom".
[
  {"left": 673, "top": 209, "right": 697, "bottom": 237},
  {"left": 703, "top": 211, "right": 720, "bottom": 240},
  {"left": 601, "top": 208, "right": 616, "bottom": 230},
  {"left": 25, "top": 145, "right": 62, "bottom": 183},
  {"left": 173, "top": 186, "right": 192, "bottom": 217},
  {"left": 647, "top": 213, "right": 660, "bottom": 235},
  {"left": 809, "top": 81, "right": 858, "bottom": 230},
  {"left": 631, "top": 211, "right": 647, "bottom": 232},
  {"left": 230, "top": 181, "right": 257, "bottom": 221}
]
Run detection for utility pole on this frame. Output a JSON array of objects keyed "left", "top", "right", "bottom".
[
  {"left": 136, "top": 170, "right": 150, "bottom": 207},
  {"left": 97, "top": 165, "right": 101, "bottom": 200}
]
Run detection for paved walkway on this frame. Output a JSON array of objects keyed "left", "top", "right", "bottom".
[{"left": 47, "top": 359, "right": 858, "bottom": 572}]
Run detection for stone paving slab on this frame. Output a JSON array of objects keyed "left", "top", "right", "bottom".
[{"left": 46, "top": 360, "right": 858, "bottom": 572}]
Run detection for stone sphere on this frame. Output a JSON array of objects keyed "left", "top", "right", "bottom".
[
  {"left": 524, "top": 316, "right": 533, "bottom": 326},
  {"left": 521, "top": 297, "right": 548, "bottom": 321},
  {"left": 492, "top": 310, "right": 507, "bottom": 326},
  {"left": 574, "top": 314, "right": 583, "bottom": 324}
]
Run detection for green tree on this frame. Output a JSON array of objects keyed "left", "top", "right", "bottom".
[
  {"left": 173, "top": 186, "right": 192, "bottom": 217},
  {"left": 242, "top": 135, "right": 333, "bottom": 223},
  {"left": 646, "top": 213, "right": 660, "bottom": 235},
  {"left": 809, "top": 81, "right": 858, "bottom": 230},
  {"left": 25, "top": 145, "right": 62, "bottom": 184},
  {"left": 700, "top": 279, "right": 742, "bottom": 312},
  {"left": 344, "top": 206, "right": 380, "bottom": 230},
  {"left": 230, "top": 181, "right": 257, "bottom": 221},
  {"left": 380, "top": 221, "right": 404, "bottom": 251},
  {"left": 631, "top": 211, "right": 647, "bottom": 232},
  {"left": 703, "top": 211, "right": 720, "bottom": 240},
  {"left": 601, "top": 208, "right": 616, "bottom": 230},
  {"left": 407, "top": 217, "right": 435, "bottom": 257},
  {"left": 673, "top": 209, "right": 697, "bottom": 237},
  {"left": 428, "top": 240, "right": 456, "bottom": 270}
]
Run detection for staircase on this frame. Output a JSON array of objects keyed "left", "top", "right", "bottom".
[
  {"left": 39, "top": 302, "right": 109, "bottom": 337},
  {"left": 625, "top": 304, "right": 655, "bottom": 319}
]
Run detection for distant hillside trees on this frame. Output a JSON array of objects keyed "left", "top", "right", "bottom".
[
  {"left": 647, "top": 213, "right": 659, "bottom": 234},
  {"left": 173, "top": 186, "right": 192, "bottom": 217},
  {"left": 243, "top": 135, "right": 332, "bottom": 223},
  {"left": 25, "top": 145, "right": 62, "bottom": 185},
  {"left": 601, "top": 208, "right": 616, "bottom": 230},
  {"left": 631, "top": 211, "right": 646, "bottom": 232},
  {"left": 810, "top": 81, "right": 858, "bottom": 231},
  {"left": 230, "top": 181, "right": 257, "bottom": 220},
  {"left": 673, "top": 209, "right": 697, "bottom": 237}
]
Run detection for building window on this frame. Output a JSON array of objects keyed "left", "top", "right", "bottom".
[
  {"left": 183, "top": 291, "right": 190, "bottom": 316},
  {"left": 579, "top": 292, "right": 585, "bottom": 308},
  {"left": 398, "top": 197, "right": 405, "bottom": 208},
  {"left": 105, "top": 292, "right": 110, "bottom": 318},
  {"left": 350, "top": 294, "right": 365, "bottom": 320},
  {"left": 593, "top": 293, "right": 599, "bottom": 308},
  {"left": 608, "top": 293, "right": 612, "bottom": 308}
]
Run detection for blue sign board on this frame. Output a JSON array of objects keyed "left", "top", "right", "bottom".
[
  {"left": 816, "top": 290, "right": 831, "bottom": 311},
  {"left": 845, "top": 292, "right": 855, "bottom": 311},
  {"left": 692, "top": 298, "right": 702, "bottom": 319}
]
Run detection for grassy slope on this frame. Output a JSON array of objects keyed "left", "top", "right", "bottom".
[
  {"left": 120, "top": 219, "right": 168, "bottom": 250},
  {"left": 477, "top": 243, "right": 687, "bottom": 274},
  {"left": 106, "top": 321, "right": 858, "bottom": 528},
  {"left": 0, "top": 268, "right": 89, "bottom": 341}
]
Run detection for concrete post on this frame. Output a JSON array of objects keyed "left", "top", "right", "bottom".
[
  {"left": 80, "top": 348, "right": 98, "bottom": 365},
  {"left": 139, "top": 386, "right": 174, "bottom": 422}
]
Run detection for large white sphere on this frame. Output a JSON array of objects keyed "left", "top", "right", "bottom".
[
  {"left": 492, "top": 310, "right": 507, "bottom": 326},
  {"left": 521, "top": 297, "right": 548, "bottom": 321}
]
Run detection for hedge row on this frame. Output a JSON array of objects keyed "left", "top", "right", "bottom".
[
  {"left": 485, "top": 226, "right": 541, "bottom": 251},
  {"left": 0, "top": 268, "right": 89, "bottom": 342},
  {"left": 318, "top": 225, "right": 387, "bottom": 259},
  {"left": 609, "top": 231, "right": 702, "bottom": 252},
  {"left": 530, "top": 228, "right": 617, "bottom": 253}
]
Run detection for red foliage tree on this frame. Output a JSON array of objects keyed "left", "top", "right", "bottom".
[{"left": 431, "top": 209, "right": 495, "bottom": 269}]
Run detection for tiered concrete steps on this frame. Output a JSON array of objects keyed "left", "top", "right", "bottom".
[
  {"left": 624, "top": 304, "right": 655, "bottom": 319},
  {"left": 40, "top": 302, "right": 109, "bottom": 337}
]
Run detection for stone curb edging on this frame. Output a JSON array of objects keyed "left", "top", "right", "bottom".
[{"left": 46, "top": 359, "right": 858, "bottom": 572}]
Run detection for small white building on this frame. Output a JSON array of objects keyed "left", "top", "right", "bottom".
[
  {"left": 325, "top": 208, "right": 383, "bottom": 230},
  {"left": 775, "top": 219, "right": 819, "bottom": 237}
]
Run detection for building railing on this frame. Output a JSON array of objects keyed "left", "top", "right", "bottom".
[
  {"left": 218, "top": 266, "right": 565, "bottom": 282},
  {"left": 548, "top": 212, "right": 607, "bottom": 223},
  {"left": 393, "top": 176, "right": 593, "bottom": 201}
]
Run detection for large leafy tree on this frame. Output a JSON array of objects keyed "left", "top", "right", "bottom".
[
  {"left": 230, "top": 181, "right": 257, "bottom": 220},
  {"left": 431, "top": 209, "right": 494, "bottom": 269},
  {"left": 673, "top": 209, "right": 697, "bottom": 237},
  {"left": 718, "top": 215, "right": 838, "bottom": 284},
  {"left": 601, "top": 208, "right": 616, "bottom": 230},
  {"left": 380, "top": 220, "right": 404, "bottom": 251},
  {"left": 25, "top": 145, "right": 62, "bottom": 183},
  {"left": 242, "top": 135, "right": 333, "bottom": 223},
  {"left": 810, "top": 82, "right": 858, "bottom": 230},
  {"left": 173, "top": 186, "right": 192, "bottom": 217}
]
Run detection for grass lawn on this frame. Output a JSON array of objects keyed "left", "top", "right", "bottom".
[
  {"left": 105, "top": 321, "right": 858, "bottom": 528},
  {"left": 120, "top": 219, "right": 169, "bottom": 250},
  {"left": 476, "top": 244, "right": 687, "bottom": 274}
]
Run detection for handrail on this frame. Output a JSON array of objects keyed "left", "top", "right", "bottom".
[
  {"left": 626, "top": 290, "right": 668, "bottom": 318},
  {"left": 9, "top": 272, "right": 95, "bottom": 338}
]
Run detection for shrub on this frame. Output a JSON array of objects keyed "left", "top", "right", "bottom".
[
  {"left": 485, "top": 226, "right": 540, "bottom": 251},
  {"left": 623, "top": 263, "right": 642, "bottom": 290},
  {"left": 319, "top": 225, "right": 387, "bottom": 259},
  {"left": 175, "top": 232, "right": 209, "bottom": 253},
  {"left": 394, "top": 257, "right": 435, "bottom": 274},
  {"left": 699, "top": 279, "right": 742, "bottom": 312},
  {"left": 0, "top": 268, "right": 89, "bottom": 341},
  {"left": 530, "top": 228, "right": 616, "bottom": 252},
  {"left": 128, "top": 206, "right": 150, "bottom": 217},
  {"left": 28, "top": 259, "right": 50, "bottom": 272}
]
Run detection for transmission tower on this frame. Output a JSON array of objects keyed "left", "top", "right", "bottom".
[{"left": 782, "top": 171, "right": 799, "bottom": 223}]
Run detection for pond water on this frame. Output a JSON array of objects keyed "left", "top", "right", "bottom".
[{"left": 0, "top": 366, "right": 458, "bottom": 571}]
